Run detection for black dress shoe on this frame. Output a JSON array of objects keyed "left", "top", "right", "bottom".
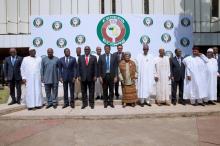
[
  {"left": 8, "top": 101, "right": 17, "bottom": 105},
  {"left": 17, "top": 100, "right": 21, "bottom": 104},
  {"left": 104, "top": 104, "right": 108, "bottom": 108},
  {"left": 139, "top": 103, "right": 144, "bottom": 107},
  {"left": 90, "top": 106, "right": 94, "bottom": 109},
  {"left": 53, "top": 104, "right": 57, "bottom": 109},
  {"left": 198, "top": 103, "right": 205, "bottom": 106},
  {"left": 145, "top": 102, "right": 152, "bottom": 107},
  {"left": 28, "top": 108, "right": 34, "bottom": 111},
  {"left": 109, "top": 103, "right": 114, "bottom": 108},
  {"left": 46, "top": 105, "right": 53, "bottom": 109},
  {"left": 70, "top": 103, "right": 75, "bottom": 108},
  {"left": 96, "top": 96, "right": 100, "bottom": 100},
  {"left": 62, "top": 104, "right": 69, "bottom": 109},
  {"left": 81, "top": 105, "right": 87, "bottom": 109},
  {"left": 208, "top": 101, "right": 216, "bottom": 105},
  {"left": 181, "top": 101, "right": 186, "bottom": 106},
  {"left": 35, "top": 106, "right": 42, "bottom": 109}
]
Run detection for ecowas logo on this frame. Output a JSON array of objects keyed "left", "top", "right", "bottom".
[{"left": 97, "top": 15, "right": 130, "bottom": 46}]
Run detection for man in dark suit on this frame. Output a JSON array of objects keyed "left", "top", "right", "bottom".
[
  {"left": 4, "top": 48, "right": 23, "bottom": 105},
  {"left": 213, "top": 47, "right": 220, "bottom": 102},
  {"left": 59, "top": 48, "right": 77, "bottom": 108},
  {"left": 78, "top": 46, "right": 97, "bottom": 109},
  {"left": 170, "top": 48, "right": 185, "bottom": 105},
  {"left": 113, "top": 44, "right": 124, "bottom": 100},
  {"left": 98, "top": 45, "right": 118, "bottom": 108}
]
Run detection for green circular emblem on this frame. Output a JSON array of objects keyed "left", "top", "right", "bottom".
[
  {"left": 57, "top": 38, "right": 67, "bottom": 48},
  {"left": 164, "top": 20, "right": 174, "bottom": 30},
  {"left": 181, "top": 17, "right": 191, "bottom": 27},
  {"left": 180, "top": 37, "right": 190, "bottom": 47},
  {"left": 143, "top": 17, "right": 153, "bottom": 27},
  {"left": 33, "top": 37, "right": 43, "bottom": 47},
  {"left": 33, "top": 17, "right": 43, "bottom": 28},
  {"left": 161, "top": 33, "right": 171, "bottom": 43},
  {"left": 52, "top": 21, "right": 62, "bottom": 31},
  {"left": 75, "top": 35, "right": 86, "bottom": 45},
  {"left": 140, "top": 35, "right": 150, "bottom": 44},
  {"left": 70, "top": 17, "right": 81, "bottom": 27},
  {"left": 97, "top": 15, "right": 130, "bottom": 46}
]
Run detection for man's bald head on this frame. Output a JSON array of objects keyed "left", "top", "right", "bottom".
[
  {"left": 76, "top": 47, "right": 81, "bottom": 56},
  {"left": 159, "top": 48, "right": 165, "bottom": 57},
  {"left": 47, "top": 48, "right": 54, "bottom": 58},
  {"left": 143, "top": 44, "right": 149, "bottom": 55},
  {"left": 96, "top": 46, "right": 102, "bottom": 55},
  {"left": 9, "top": 48, "right": 17, "bottom": 57}
]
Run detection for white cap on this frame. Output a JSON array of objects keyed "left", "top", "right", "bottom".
[{"left": 207, "top": 48, "right": 213, "bottom": 53}]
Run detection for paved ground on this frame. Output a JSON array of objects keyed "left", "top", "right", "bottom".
[
  {"left": 0, "top": 103, "right": 220, "bottom": 146},
  {"left": 0, "top": 116, "right": 220, "bottom": 146},
  {"left": 1, "top": 103, "right": 220, "bottom": 120}
]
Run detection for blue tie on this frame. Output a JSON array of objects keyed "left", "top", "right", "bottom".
[{"left": 106, "top": 55, "right": 110, "bottom": 72}]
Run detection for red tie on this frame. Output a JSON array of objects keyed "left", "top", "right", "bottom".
[{"left": 86, "top": 56, "right": 89, "bottom": 65}]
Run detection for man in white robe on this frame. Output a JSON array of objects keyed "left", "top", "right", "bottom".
[
  {"left": 154, "top": 48, "right": 171, "bottom": 106},
  {"left": 183, "top": 47, "right": 208, "bottom": 106},
  {"left": 204, "top": 48, "right": 219, "bottom": 104},
  {"left": 21, "top": 48, "right": 43, "bottom": 110},
  {"left": 136, "top": 44, "right": 155, "bottom": 107},
  {"left": 95, "top": 46, "right": 103, "bottom": 100}
]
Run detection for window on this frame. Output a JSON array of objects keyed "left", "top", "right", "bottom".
[
  {"left": 101, "top": 0, "right": 105, "bottom": 14},
  {"left": 144, "top": 0, "right": 149, "bottom": 14},
  {"left": 212, "top": 0, "right": 219, "bottom": 17},
  {"left": 112, "top": 0, "right": 116, "bottom": 13}
]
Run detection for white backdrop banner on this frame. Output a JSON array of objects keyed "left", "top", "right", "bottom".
[{"left": 31, "top": 14, "right": 193, "bottom": 58}]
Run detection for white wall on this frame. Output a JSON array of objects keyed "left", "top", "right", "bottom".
[{"left": 0, "top": 0, "right": 220, "bottom": 47}]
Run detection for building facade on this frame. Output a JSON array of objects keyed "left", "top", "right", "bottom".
[{"left": 0, "top": 0, "right": 219, "bottom": 52}]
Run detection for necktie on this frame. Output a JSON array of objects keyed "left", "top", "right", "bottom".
[
  {"left": 65, "top": 57, "right": 69, "bottom": 66},
  {"left": 178, "top": 58, "right": 181, "bottom": 66},
  {"left": 86, "top": 56, "right": 89, "bottom": 65},
  {"left": 12, "top": 57, "right": 15, "bottom": 66},
  {"left": 106, "top": 55, "right": 110, "bottom": 71}
]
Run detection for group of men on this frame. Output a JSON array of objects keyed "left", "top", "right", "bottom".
[{"left": 3, "top": 44, "right": 220, "bottom": 110}]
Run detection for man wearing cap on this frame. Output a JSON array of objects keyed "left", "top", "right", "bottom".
[
  {"left": 154, "top": 48, "right": 171, "bottom": 106},
  {"left": 21, "top": 48, "right": 43, "bottom": 110},
  {"left": 183, "top": 47, "right": 208, "bottom": 106},
  {"left": 136, "top": 44, "right": 155, "bottom": 107},
  {"left": 204, "top": 48, "right": 219, "bottom": 105}
]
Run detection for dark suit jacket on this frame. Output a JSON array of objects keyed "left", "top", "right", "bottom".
[
  {"left": 113, "top": 52, "right": 124, "bottom": 64},
  {"left": 217, "top": 55, "right": 220, "bottom": 74},
  {"left": 59, "top": 56, "right": 77, "bottom": 82},
  {"left": 170, "top": 56, "right": 185, "bottom": 81},
  {"left": 78, "top": 55, "right": 97, "bottom": 82},
  {"left": 98, "top": 53, "right": 118, "bottom": 78},
  {"left": 4, "top": 56, "right": 23, "bottom": 81}
]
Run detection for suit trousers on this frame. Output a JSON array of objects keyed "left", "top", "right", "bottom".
[
  {"left": 171, "top": 79, "right": 184, "bottom": 103},
  {"left": 63, "top": 81, "right": 74, "bottom": 105},
  {"left": 8, "top": 79, "right": 21, "bottom": 102},
  {"left": 81, "top": 80, "right": 95, "bottom": 107},
  {"left": 102, "top": 74, "right": 114, "bottom": 104}
]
